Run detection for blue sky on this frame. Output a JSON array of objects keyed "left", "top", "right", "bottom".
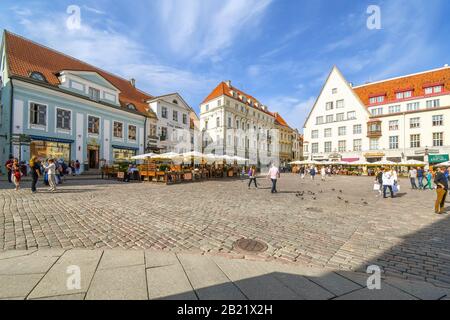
[{"left": 1, "top": 0, "right": 449, "bottom": 131}]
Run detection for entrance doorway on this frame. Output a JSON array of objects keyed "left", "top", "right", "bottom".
[{"left": 88, "top": 148, "right": 99, "bottom": 169}]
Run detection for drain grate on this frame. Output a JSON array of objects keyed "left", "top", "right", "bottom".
[{"left": 233, "top": 238, "right": 268, "bottom": 254}]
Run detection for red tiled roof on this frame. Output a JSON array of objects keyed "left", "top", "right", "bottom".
[
  {"left": 202, "top": 81, "right": 273, "bottom": 115},
  {"left": 4, "top": 31, "right": 153, "bottom": 114},
  {"left": 272, "top": 112, "right": 291, "bottom": 128},
  {"left": 353, "top": 67, "right": 450, "bottom": 106}
]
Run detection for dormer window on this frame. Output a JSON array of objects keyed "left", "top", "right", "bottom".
[
  {"left": 172, "top": 99, "right": 178, "bottom": 105},
  {"left": 127, "top": 103, "right": 136, "bottom": 111},
  {"left": 88, "top": 87, "right": 100, "bottom": 101},
  {"left": 369, "top": 95, "right": 385, "bottom": 105},
  {"left": 29, "top": 71, "right": 47, "bottom": 82},
  {"left": 395, "top": 90, "right": 413, "bottom": 100},
  {"left": 424, "top": 85, "right": 444, "bottom": 95}
]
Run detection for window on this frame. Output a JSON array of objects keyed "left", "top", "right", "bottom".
[
  {"left": 370, "top": 107, "right": 383, "bottom": 116},
  {"left": 425, "top": 85, "right": 443, "bottom": 95},
  {"left": 353, "top": 139, "right": 362, "bottom": 151},
  {"left": 311, "top": 143, "right": 319, "bottom": 153},
  {"left": 324, "top": 128, "right": 332, "bottom": 138},
  {"left": 406, "top": 102, "right": 420, "bottom": 111},
  {"left": 353, "top": 124, "right": 362, "bottom": 134},
  {"left": 324, "top": 142, "right": 332, "bottom": 153},
  {"left": 161, "top": 107, "right": 168, "bottom": 118},
  {"left": 389, "top": 136, "right": 399, "bottom": 149},
  {"left": 326, "top": 102, "right": 333, "bottom": 110},
  {"left": 326, "top": 115, "right": 333, "bottom": 123},
  {"left": 332, "top": 88, "right": 337, "bottom": 94},
  {"left": 433, "top": 132, "right": 444, "bottom": 147},
  {"left": 369, "top": 95, "right": 385, "bottom": 104},
  {"left": 395, "top": 90, "right": 412, "bottom": 100},
  {"left": 173, "top": 110, "right": 178, "bottom": 122},
  {"left": 204, "top": 121, "right": 208, "bottom": 130},
  {"left": 88, "top": 87, "right": 100, "bottom": 101},
  {"left": 410, "top": 117, "right": 420, "bottom": 129},
  {"left": 338, "top": 126, "right": 346, "bottom": 136},
  {"left": 227, "top": 117, "right": 232, "bottom": 128},
  {"left": 127, "top": 103, "right": 136, "bottom": 111},
  {"left": 304, "top": 145, "right": 309, "bottom": 153},
  {"left": 30, "top": 103, "right": 47, "bottom": 126},
  {"left": 205, "top": 104, "right": 209, "bottom": 112},
  {"left": 426, "top": 99, "right": 440, "bottom": 108},
  {"left": 29, "top": 71, "right": 47, "bottom": 82},
  {"left": 311, "top": 130, "right": 319, "bottom": 139},
  {"left": 217, "top": 99, "right": 222, "bottom": 107},
  {"left": 388, "top": 105, "right": 401, "bottom": 113},
  {"left": 389, "top": 120, "right": 399, "bottom": 131},
  {"left": 410, "top": 134, "right": 421, "bottom": 148},
  {"left": 216, "top": 117, "right": 220, "bottom": 127},
  {"left": 128, "top": 125, "right": 137, "bottom": 141},
  {"left": 161, "top": 127, "right": 168, "bottom": 140},
  {"left": 336, "top": 100, "right": 344, "bottom": 109},
  {"left": 432, "top": 115, "right": 443, "bottom": 126},
  {"left": 370, "top": 138, "right": 379, "bottom": 150},
  {"left": 56, "top": 108, "right": 71, "bottom": 130},
  {"left": 338, "top": 140, "right": 346, "bottom": 152},
  {"left": 336, "top": 113, "right": 345, "bottom": 121},
  {"left": 316, "top": 116, "right": 324, "bottom": 125},
  {"left": 113, "top": 121, "right": 123, "bottom": 139},
  {"left": 88, "top": 116, "right": 100, "bottom": 134},
  {"left": 183, "top": 114, "right": 188, "bottom": 125},
  {"left": 347, "top": 111, "right": 356, "bottom": 120}
]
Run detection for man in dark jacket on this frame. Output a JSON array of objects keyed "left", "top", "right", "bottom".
[{"left": 434, "top": 167, "right": 448, "bottom": 214}]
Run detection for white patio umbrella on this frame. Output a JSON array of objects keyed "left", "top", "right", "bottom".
[
  {"left": 131, "top": 153, "right": 157, "bottom": 160},
  {"left": 401, "top": 159, "right": 426, "bottom": 166},
  {"left": 343, "top": 159, "right": 370, "bottom": 166},
  {"left": 151, "top": 152, "right": 182, "bottom": 160},
  {"left": 434, "top": 161, "right": 450, "bottom": 167},
  {"left": 371, "top": 160, "right": 399, "bottom": 166},
  {"left": 289, "top": 160, "right": 303, "bottom": 165},
  {"left": 182, "top": 151, "right": 205, "bottom": 158}
]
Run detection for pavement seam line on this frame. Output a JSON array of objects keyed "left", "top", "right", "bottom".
[
  {"left": 143, "top": 251, "right": 150, "bottom": 300},
  {"left": 175, "top": 253, "right": 200, "bottom": 300},
  {"left": 24, "top": 250, "right": 67, "bottom": 300},
  {"left": 84, "top": 250, "right": 105, "bottom": 300},
  {"left": 211, "top": 257, "right": 250, "bottom": 300}
]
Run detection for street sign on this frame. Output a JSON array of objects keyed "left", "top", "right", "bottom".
[{"left": 428, "top": 154, "right": 449, "bottom": 163}]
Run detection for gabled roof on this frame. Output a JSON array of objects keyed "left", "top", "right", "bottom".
[
  {"left": 202, "top": 81, "right": 273, "bottom": 116},
  {"left": 272, "top": 112, "right": 291, "bottom": 129},
  {"left": 4, "top": 30, "right": 153, "bottom": 114},
  {"left": 353, "top": 66, "right": 450, "bottom": 106}
]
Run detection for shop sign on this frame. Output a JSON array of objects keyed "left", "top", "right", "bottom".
[
  {"left": 364, "top": 152, "right": 385, "bottom": 158},
  {"left": 429, "top": 154, "right": 449, "bottom": 163}
]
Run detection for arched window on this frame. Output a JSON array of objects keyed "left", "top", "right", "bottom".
[
  {"left": 29, "top": 71, "right": 47, "bottom": 82},
  {"left": 172, "top": 99, "right": 178, "bottom": 105},
  {"left": 127, "top": 103, "right": 137, "bottom": 111}
]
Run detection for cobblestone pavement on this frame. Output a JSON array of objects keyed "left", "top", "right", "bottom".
[{"left": 1, "top": 174, "right": 450, "bottom": 287}]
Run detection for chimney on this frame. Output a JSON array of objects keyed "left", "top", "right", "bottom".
[
  {"left": 225, "top": 80, "right": 231, "bottom": 87},
  {"left": 445, "top": 64, "right": 449, "bottom": 67},
  {"left": 130, "top": 78, "right": 136, "bottom": 87},
  {"left": 349, "top": 82, "right": 353, "bottom": 87}
]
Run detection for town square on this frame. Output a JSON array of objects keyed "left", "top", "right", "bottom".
[{"left": 1, "top": 0, "right": 450, "bottom": 305}]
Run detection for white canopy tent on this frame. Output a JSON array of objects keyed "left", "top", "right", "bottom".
[
  {"left": 400, "top": 159, "right": 426, "bottom": 166},
  {"left": 130, "top": 153, "right": 157, "bottom": 160},
  {"left": 434, "top": 161, "right": 450, "bottom": 167}
]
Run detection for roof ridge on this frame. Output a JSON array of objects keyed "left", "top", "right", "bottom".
[
  {"left": 4, "top": 30, "right": 152, "bottom": 98},
  {"left": 353, "top": 65, "right": 450, "bottom": 89}
]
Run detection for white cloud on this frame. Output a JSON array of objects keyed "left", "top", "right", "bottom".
[{"left": 156, "top": 0, "right": 272, "bottom": 60}]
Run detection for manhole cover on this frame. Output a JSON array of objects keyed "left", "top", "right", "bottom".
[{"left": 233, "top": 239, "right": 268, "bottom": 253}]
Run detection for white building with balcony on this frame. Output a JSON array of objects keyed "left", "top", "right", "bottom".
[{"left": 303, "top": 65, "right": 450, "bottom": 164}]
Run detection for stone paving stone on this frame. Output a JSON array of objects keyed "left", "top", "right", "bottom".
[
  {"left": 385, "top": 277, "right": 448, "bottom": 300},
  {"left": 31, "top": 293, "right": 85, "bottom": 300},
  {"left": 146, "top": 264, "right": 197, "bottom": 300},
  {"left": 212, "top": 256, "right": 301, "bottom": 300},
  {"left": 86, "top": 265, "right": 147, "bottom": 300},
  {"left": 334, "top": 283, "right": 418, "bottom": 300},
  {"left": 27, "top": 250, "right": 102, "bottom": 299},
  {"left": 177, "top": 253, "right": 246, "bottom": 300},
  {"left": 0, "top": 250, "right": 37, "bottom": 260},
  {"left": 0, "top": 253, "right": 59, "bottom": 275},
  {"left": 0, "top": 274, "right": 44, "bottom": 299},
  {"left": 145, "top": 250, "right": 179, "bottom": 269},
  {"left": 98, "top": 250, "right": 144, "bottom": 270}
]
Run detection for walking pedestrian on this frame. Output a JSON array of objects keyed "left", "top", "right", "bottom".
[
  {"left": 375, "top": 168, "right": 384, "bottom": 196},
  {"left": 44, "top": 159, "right": 57, "bottom": 192},
  {"left": 248, "top": 166, "right": 258, "bottom": 189},
  {"left": 267, "top": 163, "right": 280, "bottom": 194},
  {"left": 310, "top": 166, "right": 316, "bottom": 181},
  {"left": 11, "top": 159, "right": 22, "bottom": 191},
  {"left": 299, "top": 166, "right": 306, "bottom": 179},
  {"left": 383, "top": 169, "right": 395, "bottom": 198},
  {"left": 434, "top": 167, "right": 448, "bottom": 214},
  {"left": 75, "top": 160, "right": 81, "bottom": 175},
  {"left": 425, "top": 170, "right": 434, "bottom": 190},
  {"left": 408, "top": 167, "right": 418, "bottom": 189},
  {"left": 320, "top": 166, "right": 326, "bottom": 181},
  {"left": 417, "top": 167, "right": 424, "bottom": 189},
  {"left": 29, "top": 156, "right": 41, "bottom": 193},
  {"left": 4, "top": 155, "right": 14, "bottom": 183}
]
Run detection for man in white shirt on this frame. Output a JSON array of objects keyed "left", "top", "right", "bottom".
[{"left": 267, "top": 164, "right": 280, "bottom": 194}]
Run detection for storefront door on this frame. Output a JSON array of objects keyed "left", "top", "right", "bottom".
[{"left": 88, "top": 149, "right": 99, "bottom": 169}]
